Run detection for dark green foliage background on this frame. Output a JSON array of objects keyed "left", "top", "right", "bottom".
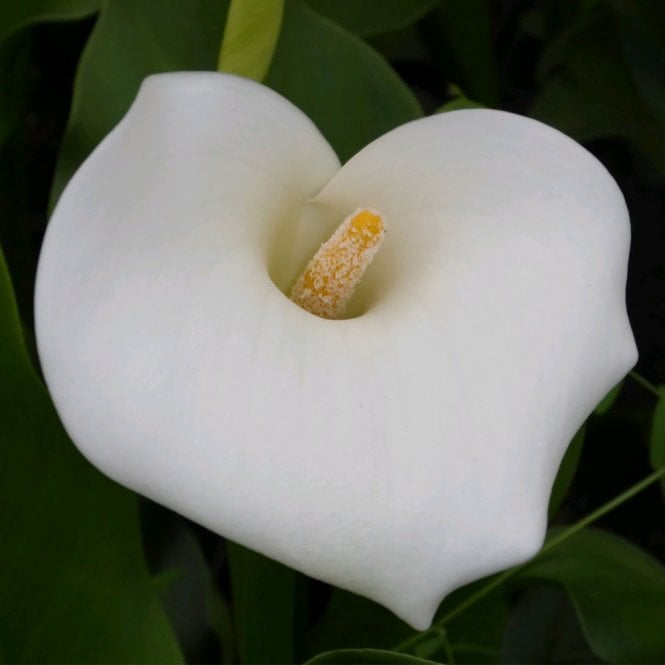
[{"left": 1, "top": 1, "right": 665, "bottom": 663}]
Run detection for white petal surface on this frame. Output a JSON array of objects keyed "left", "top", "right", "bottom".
[{"left": 35, "top": 73, "right": 636, "bottom": 629}]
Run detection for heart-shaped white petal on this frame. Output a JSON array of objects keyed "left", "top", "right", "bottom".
[{"left": 35, "top": 72, "right": 636, "bottom": 629}]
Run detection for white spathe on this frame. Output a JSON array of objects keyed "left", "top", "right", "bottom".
[{"left": 35, "top": 72, "right": 637, "bottom": 629}]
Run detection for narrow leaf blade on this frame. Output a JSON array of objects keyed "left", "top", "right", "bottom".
[{"left": 218, "top": 0, "right": 284, "bottom": 81}]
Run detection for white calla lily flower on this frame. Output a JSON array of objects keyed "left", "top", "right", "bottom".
[{"left": 35, "top": 72, "right": 636, "bottom": 629}]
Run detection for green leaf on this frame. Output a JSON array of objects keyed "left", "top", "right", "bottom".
[
  {"left": 217, "top": 0, "right": 284, "bottom": 81},
  {"left": 548, "top": 425, "right": 586, "bottom": 518},
  {"left": 1, "top": 21, "right": 92, "bottom": 323},
  {"left": 227, "top": 542, "right": 296, "bottom": 664},
  {"left": 51, "top": 0, "right": 230, "bottom": 205},
  {"left": 0, "top": 33, "right": 30, "bottom": 147},
  {"left": 0, "top": 248, "right": 183, "bottom": 663},
  {"left": 393, "top": 578, "right": 509, "bottom": 664},
  {"left": 530, "top": 1, "right": 665, "bottom": 178},
  {"left": 305, "top": 649, "right": 440, "bottom": 665},
  {"left": 0, "top": 0, "right": 100, "bottom": 46},
  {"left": 419, "top": 0, "right": 499, "bottom": 107},
  {"left": 306, "top": 0, "right": 437, "bottom": 37},
  {"left": 416, "top": 579, "right": 508, "bottom": 664},
  {"left": 517, "top": 527, "right": 665, "bottom": 664},
  {"left": 267, "top": 0, "right": 423, "bottom": 162},
  {"left": 615, "top": 1, "right": 665, "bottom": 131},
  {"left": 443, "top": 586, "right": 508, "bottom": 664},
  {"left": 595, "top": 380, "right": 623, "bottom": 415},
  {"left": 308, "top": 579, "right": 507, "bottom": 664},
  {"left": 306, "top": 589, "right": 413, "bottom": 658},
  {"left": 144, "top": 507, "right": 233, "bottom": 662},
  {"left": 649, "top": 386, "right": 665, "bottom": 469},
  {"left": 499, "top": 587, "right": 601, "bottom": 664}
]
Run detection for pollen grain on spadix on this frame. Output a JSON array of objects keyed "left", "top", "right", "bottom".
[{"left": 290, "top": 208, "right": 386, "bottom": 320}]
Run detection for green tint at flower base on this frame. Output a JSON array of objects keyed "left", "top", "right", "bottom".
[{"left": 34, "top": 72, "right": 636, "bottom": 629}]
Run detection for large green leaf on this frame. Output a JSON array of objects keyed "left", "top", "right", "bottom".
[
  {"left": 499, "top": 587, "right": 601, "bottom": 664},
  {"left": 217, "top": 0, "right": 284, "bottom": 81},
  {"left": 442, "top": 585, "right": 508, "bottom": 664},
  {"left": 305, "top": 649, "right": 440, "bottom": 665},
  {"left": 418, "top": 0, "right": 499, "bottom": 107},
  {"left": 0, "top": 33, "right": 31, "bottom": 147},
  {"left": 267, "top": 0, "right": 423, "bottom": 162},
  {"left": 0, "top": 0, "right": 100, "bottom": 46},
  {"left": 1, "top": 11, "right": 98, "bottom": 324},
  {"left": 305, "top": 0, "right": 436, "bottom": 37},
  {"left": 51, "top": 0, "right": 230, "bottom": 204},
  {"left": 614, "top": 1, "right": 665, "bottom": 132},
  {"left": 144, "top": 506, "right": 233, "bottom": 662},
  {"left": 0, "top": 31, "right": 38, "bottom": 324},
  {"left": 0, "top": 248, "right": 183, "bottom": 663},
  {"left": 227, "top": 543, "right": 296, "bottom": 664},
  {"left": 516, "top": 527, "right": 665, "bottom": 663},
  {"left": 530, "top": 0, "right": 665, "bottom": 178}
]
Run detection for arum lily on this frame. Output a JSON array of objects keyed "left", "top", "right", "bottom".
[{"left": 35, "top": 72, "right": 636, "bottom": 629}]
